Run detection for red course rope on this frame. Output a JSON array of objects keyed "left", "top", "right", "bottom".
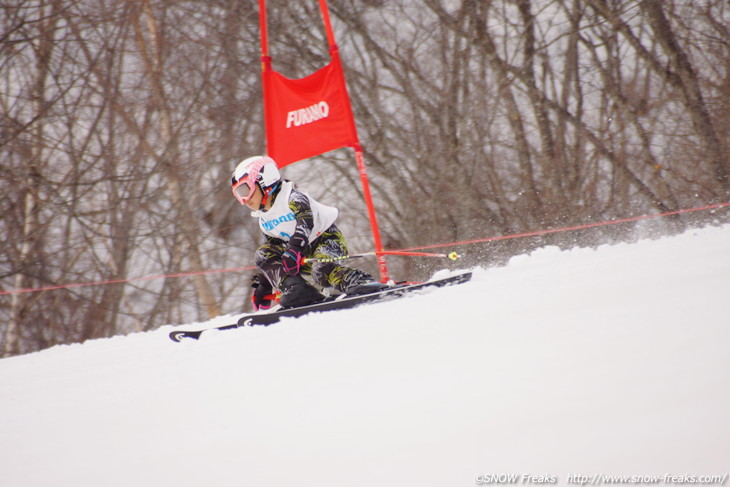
[
  {"left": 2, "top": 202, "right": 728, "bottom": 296},
  {"left": 398, "top": 202, "right": 730, "bottom": 253}
]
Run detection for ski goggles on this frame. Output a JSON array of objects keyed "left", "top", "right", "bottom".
[{"left": 232, "top": 178, "right": 255, "bottom": 204}]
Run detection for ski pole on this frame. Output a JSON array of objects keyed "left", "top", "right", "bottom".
[{"left": 304, "top": 250, "right": 460, "bottom": 264}]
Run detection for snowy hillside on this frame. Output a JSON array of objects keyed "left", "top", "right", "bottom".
[{"left": 1, "top": 225, "right": 729, "bottom": 487}]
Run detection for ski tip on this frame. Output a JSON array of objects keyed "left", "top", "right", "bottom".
[
  {"left": 169, "top": 330, "right": 200, "bottom": 342},
  {"left": 169, "top": 331, "right": 186, "bottom": 342}
]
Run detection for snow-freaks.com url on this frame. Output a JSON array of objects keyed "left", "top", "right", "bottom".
[
  {"left": 565, "top": 473, "right": 729, "bottom": 486},
  {"left": 473, "top": 473, "right": 728, "bottom": 485}
]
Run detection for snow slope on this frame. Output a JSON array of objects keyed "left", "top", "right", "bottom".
[{"left": 1, "top": 225, "right": 729, "bottom": 487}]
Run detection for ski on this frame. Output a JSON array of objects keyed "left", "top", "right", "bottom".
[{"left": 169, "top": 271, "right": 472, "bottom": 342}]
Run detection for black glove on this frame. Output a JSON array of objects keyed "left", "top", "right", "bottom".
[
  {"left": 282, "top": 235, "right": 307, "bottom": 276},
  {"left": 251, "top": 274, "right": 275, "bottom": 311}
]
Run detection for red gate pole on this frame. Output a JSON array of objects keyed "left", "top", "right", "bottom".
[
  {"left": 318, "top": 0, "right": 390, "bottom": 281},
  {"left": 258, "top": 0, "right": 268, "bottom": 58},
  {"left": 353, "top": 145, "right": 389, "bottom": 281}
]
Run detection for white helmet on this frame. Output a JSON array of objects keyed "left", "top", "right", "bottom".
[{"left": 231, "top": 155, "right": 281, "bottom": 206}]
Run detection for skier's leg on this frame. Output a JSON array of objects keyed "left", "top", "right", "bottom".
[
  {"left": 255, "top": 241, "right": 323, "bottom": 307},
  {"left": 254, "top": 241, "right": 288, "bottom": 290},
  {"left": 309, "top": 226, "right": 386, "bottom": 294}
]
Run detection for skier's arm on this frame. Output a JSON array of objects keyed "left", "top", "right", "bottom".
[
  {"left": 281, "top": 190, "right": 315, "bottom": 275},
  {"left": 287, "top": 190, "right": 316, "bottom": 250}
]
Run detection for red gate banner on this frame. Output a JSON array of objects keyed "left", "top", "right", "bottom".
[
  {"left": 262, "top": 53, "right": 358, "bottom": 167},
  {"left": 258, "top": 0, "right": 389, "bottom": 281}
]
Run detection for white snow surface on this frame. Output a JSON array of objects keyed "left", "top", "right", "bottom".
[{"left": 1, "top": 225, "right": 729, "bottom": 487}]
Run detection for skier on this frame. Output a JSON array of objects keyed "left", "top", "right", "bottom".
[{"left": 232, "top": 155, "right": 387, "bottom": 309}]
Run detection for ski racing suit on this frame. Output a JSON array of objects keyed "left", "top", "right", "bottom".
[{"left": 252, "top": 180, "right": 371, "bottom": 294}]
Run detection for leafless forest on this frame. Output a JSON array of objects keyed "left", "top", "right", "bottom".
[{"left": 2, "top": 0, "right": 729, "bottom": 356}]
